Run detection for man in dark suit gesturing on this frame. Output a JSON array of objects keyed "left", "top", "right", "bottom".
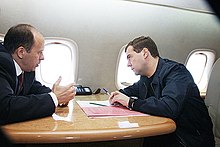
[{"left": 0, "top": 24, "right": 76, "bottom": 125}]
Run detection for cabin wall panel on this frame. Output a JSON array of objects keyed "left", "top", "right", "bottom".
[{"left": 0, "top": 0, "right": 220, "bottom": 91}]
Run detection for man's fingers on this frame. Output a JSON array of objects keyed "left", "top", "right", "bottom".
[
  {"left": 54, "top": 76, "right": 62, "bottom": 86},
  {"left": 66, "top": 83, "right": 75, "bottom": 89}
]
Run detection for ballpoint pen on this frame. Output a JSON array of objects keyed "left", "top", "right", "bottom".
[
  {"left": 89, "top": 102, "right": 107, "bottom": 106},
  {"left": 102, "top": 88, "right": 110, "bottom": 96},
  {"left": 102, "top": 88, "right": 121, "bottom": 106}
]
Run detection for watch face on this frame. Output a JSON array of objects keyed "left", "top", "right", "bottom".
[
  {"left": 131, "top": 96, "right": 138, "bottom": 99},
  {"left": 128, "top": 97, "right": 136, "bottom": 109}
]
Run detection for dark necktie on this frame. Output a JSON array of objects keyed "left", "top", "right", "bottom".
[{"left": 18, "top": 73, "right": 24, "bottom": 94}]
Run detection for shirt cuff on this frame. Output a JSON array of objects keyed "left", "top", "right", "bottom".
[{"left": 49, "top": 92, "right": 58, "bottom": 107}]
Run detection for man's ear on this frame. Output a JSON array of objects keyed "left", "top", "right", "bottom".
[
  {"left": 16, "top": 46, "right": 25, "bottom": 59},
  {"left": 143, "top": 48, "right": 149, "bottom": 59}
]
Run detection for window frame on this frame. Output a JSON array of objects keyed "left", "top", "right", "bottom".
[
  {"left": 115, "top": 45, "right": 140, "bottom": 90},
  {"left": 185, "top": 48, "right": 216, "bottom": 95},
  {"left": 35, "top": 37, "right": 78, "bottom": 88},
  {"left": 0, "top": 33, "right": 4, "bottom": 42}
]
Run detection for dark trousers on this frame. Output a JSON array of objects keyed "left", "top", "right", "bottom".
[
  {"left": 143, "top": 133, "right": 185, "bottom": 147},
  {"left": 0, "top": 128, "right": 15, "bottom": 147}
]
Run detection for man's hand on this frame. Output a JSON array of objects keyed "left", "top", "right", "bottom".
[
  {"left": 109, "top": 91, "right": 130, "bottom": 107},
  {"left": 52, "top": 76, "right": 76, "bottom": 106}
]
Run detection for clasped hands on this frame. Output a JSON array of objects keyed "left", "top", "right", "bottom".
[{"left": 52, "top": 76, "right": 76, "bottom": 107}]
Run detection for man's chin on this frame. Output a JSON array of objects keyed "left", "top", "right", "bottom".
[
  {"left": 30, "top": 68, "right": 36, "bottom": 72},
  {"left": 134, "top": 72, "right": 140, "bottom": 76}
]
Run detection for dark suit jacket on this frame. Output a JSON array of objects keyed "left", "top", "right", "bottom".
[{"left": 0, "top": 44, "right": 55, "bottom": 125}]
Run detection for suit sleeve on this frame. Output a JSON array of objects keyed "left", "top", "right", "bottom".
[
  {"left": 0, "top": 77, "right": 55, "bottom": 125},
  {"left": 29, "top": 79, "right": 51, "bottom": 94},
  {"left": 119, "top": 81, "right": 140, "bottom": 97}
]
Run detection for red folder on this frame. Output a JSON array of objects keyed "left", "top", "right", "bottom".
[{"left": 76, "top": 101, "right": 147, "bottom": 118}]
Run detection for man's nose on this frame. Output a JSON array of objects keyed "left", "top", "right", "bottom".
[
  {"left": 127, "top": 61, "right": 131, "bottom": 67},
  {"left": 40, "top": 53, "right": 44, "bottom": 60}
]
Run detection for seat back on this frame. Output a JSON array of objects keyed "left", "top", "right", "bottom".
[{"left": 205, "top": 58, "right": 220, "bottom": 146}]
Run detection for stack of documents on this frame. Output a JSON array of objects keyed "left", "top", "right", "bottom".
[{"left": 76, "top": 100, "right": 147, "bottom": 118}]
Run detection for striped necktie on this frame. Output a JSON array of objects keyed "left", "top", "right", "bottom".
[{"left": 17, "top": 73, "right": 24, "bottom": 94}]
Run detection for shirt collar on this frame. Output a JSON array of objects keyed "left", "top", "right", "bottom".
[{"left": 13, "top": 60, "right": 23, "bottom": 76}]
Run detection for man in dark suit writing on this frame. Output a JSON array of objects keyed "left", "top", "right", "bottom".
[{"left": 0, "top": 24, "right": 76, "bottom": 125}]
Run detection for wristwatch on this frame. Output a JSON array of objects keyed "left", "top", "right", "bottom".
[{"left": 128, "top": 97, "right": 137, "bottom": 110}]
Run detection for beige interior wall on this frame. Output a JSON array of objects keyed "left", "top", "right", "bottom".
[{"left": 0, "top": 0, "right": 220, "bottom": 91}]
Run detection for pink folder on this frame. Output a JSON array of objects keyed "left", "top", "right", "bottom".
[{"left": 76, "top": 101, "right": 147, "bottom": 118}]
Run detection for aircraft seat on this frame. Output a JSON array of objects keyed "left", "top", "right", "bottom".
[{"left": 205, "top": 58, "right": 220, "bottom": 147}]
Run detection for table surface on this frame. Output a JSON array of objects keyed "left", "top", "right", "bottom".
[{"left": 2, "top": 94, "right": 176, "bottom": 144}]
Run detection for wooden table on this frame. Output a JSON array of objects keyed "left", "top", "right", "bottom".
[{"left": 2, "top": 94, "right": 176, "bottom": 145}]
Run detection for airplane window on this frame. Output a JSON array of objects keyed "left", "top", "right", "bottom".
[
  {"left": 185, "top": 49, "right": 216, "bottom": 95},
  {"left": 115, "top": 45, "right": 140, "bottom": 89},
  {"left": 35, "top": 37, "right": 78, "bottom": 88}
]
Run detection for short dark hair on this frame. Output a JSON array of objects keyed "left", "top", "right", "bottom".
[
  {"left": 125, "top": 36, "right": 159, "bottom": 57},
  {"left": 4, "top": 24, "right": 36, "bottom": 54}
]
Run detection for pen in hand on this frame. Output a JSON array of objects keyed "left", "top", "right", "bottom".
[
  {"left": 103, "top": 88, "right": 110, "bottom": 96},
  {"left": 103, "top": 88, "right": 122, "bottom": 107}
]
